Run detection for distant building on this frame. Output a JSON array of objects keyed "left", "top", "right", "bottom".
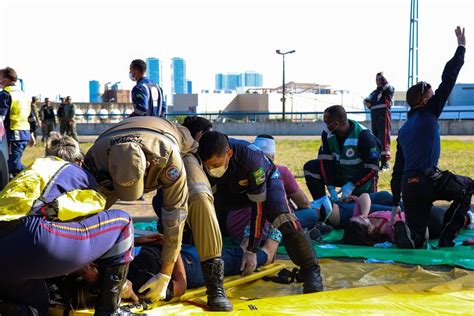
[
  {"left": 240, "top": 71, "right": 263, "bottom": 87},
  {"left": 215, "top": 73, "right": 225, "bottom": 90},
  {"left": 215, "top": 71, "right": 263, "bottom": 91},
  {"left": 187, "top": 80, "right": 193, "bottom": 94},
  {"left": 171, "top": 57, "right": 186, "bottom": 94},
  {"left": 89, "top": 80, "right": 102, "bottom": 103},
  {"left": 225, "top": 73, "right": 240, "bottom": 91},
  {"left": 146, "top": 57, "right": 161, "bottom": 85},
  {"left": 103, "top": 89, "right": 131, "bottom": 103}
]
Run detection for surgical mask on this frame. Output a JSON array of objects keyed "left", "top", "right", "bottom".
[
  {"left": 129, "top": 72, "right": 136, "bottom": 81},
  {"left": 207, "top": 165, "right": 227, "bottom": 178}
]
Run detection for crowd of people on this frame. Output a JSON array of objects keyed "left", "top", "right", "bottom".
[{"left": 0, "top": 26, "right": 473, "bottom": 316}]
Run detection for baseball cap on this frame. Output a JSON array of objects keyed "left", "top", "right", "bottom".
[{"left": 109, "top": 142, "right": 146, "bottom": 201}]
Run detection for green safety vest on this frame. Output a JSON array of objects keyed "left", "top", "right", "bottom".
[{"left": 326, "top": 120, "right": 367, "bottom": 182}]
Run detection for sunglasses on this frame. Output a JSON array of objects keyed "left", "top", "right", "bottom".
[{"left": 417, "top": 81, "right": 431, "bottom": 96}]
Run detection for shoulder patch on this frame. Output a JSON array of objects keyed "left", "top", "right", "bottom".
[
  {"left": 370, "top": 147, "right": 380, "bottom": 159},
  {"left": 253, "top": 167, "right": 266, "bottom": 185},
  {"left": 165, "top": 165, "right": 180, "bottom": 181}
]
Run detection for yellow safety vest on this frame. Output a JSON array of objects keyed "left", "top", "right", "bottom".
[
  {"left": 0, "top": 156, "right": 106, "bottom": 222},
  {"left": 4, "top": 85, "right": 30, "bottom": 131}
]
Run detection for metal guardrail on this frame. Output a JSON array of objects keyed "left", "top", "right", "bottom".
[{"left": 74, "top": 109, "right": 474, "bottom": 123}]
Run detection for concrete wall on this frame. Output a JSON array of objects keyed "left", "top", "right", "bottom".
[{"left": 75, "top": 120, "right": 474, "bottom": 136}]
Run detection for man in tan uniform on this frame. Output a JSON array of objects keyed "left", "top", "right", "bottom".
[{"left": 85, "top": 116, "right": 232, "bottom": 311}]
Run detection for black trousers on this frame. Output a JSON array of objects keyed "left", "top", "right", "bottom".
[
  {"left": 402, "top": 170, "right": 473, "bottom": 247},
  {"left": 304, "top": 159, "right": 376, "bottom": 200},
  {"left": 371, "top": 108, "right": 391, "bottom": 163}
]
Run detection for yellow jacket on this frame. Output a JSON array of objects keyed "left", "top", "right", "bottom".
[
  {"left": 4, "top": 85, "right": 30, "bottom": 131},
  {"left": 0, "top": 156, "right": 106, "bottom": 222}
]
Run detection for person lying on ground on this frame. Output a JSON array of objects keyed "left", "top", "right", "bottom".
[
  {"left": 49, "top": 231, "right": 280, "bottom": 310},
  {"left": 311, "top": 191, "right": 393, "bottom": 229},
  {"left": 342, "top": 193, "right": 448, "bottom": 246}
]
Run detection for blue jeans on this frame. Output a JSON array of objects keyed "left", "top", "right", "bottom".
[
  {"left": 294, "top": 208, "right": 318, "bottom": 229},
  {"left": 8, "top": 140, "right": 28, "bottom": 175},
  {"left": 182, "top": 245, "right": 268, "bottom": 289}
]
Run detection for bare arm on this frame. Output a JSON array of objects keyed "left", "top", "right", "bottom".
[{"left": 289, "top": 188, "right": 311, "bottom": 209}]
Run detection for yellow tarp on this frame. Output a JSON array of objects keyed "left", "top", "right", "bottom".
[{"left": 49, "top": 259, "right": 474, "bottom": 315}]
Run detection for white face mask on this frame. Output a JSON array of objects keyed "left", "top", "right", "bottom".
[
  {"left": 129, "top": 72, "right": 136, "bottom": 82},
  {"left": 207, "top": 165, "right": 227, "bottom": 178}
]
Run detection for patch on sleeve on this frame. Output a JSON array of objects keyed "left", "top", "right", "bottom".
[
  {"left": 136, "top": 93, "right": 143, "bottom": 99},
  {"left": 253, "top": 167, "right": 266, "bottom": 185},
  {"left": 165, "top": 166, "right": 180, "bottom": 181},
  {"left": 370, "top": 147, "right": 380, "bottom": 159}
]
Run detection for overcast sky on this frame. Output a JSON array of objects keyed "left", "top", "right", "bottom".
[{"left": 1, "top": 0, "right": 473, "bottom": 102}]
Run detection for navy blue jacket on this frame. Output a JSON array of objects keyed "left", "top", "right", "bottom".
[
  {"left": 131, "top": 77, "right": 166, "bottom": 117},
  {"left": 391, "top": 46, "right": 465, "bottom": 206}
]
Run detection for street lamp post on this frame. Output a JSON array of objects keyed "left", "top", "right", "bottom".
[{"left": 276, "top": 49, "right": 295, "bottom": 121}]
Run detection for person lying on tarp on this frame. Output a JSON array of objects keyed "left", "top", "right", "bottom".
[
  {"left": 0, "top": 135, "right": 134, "bottom": 316},
  {"left": 341, "top": 193, "right": 448, "bottom": 247},
  {"left": 311, "top": 191, "right": 394, "bottom": 229},
  {"left": 225, "top": 134, "right": 333, "bottom": 244},
  {"left": 48, "top": 230, "right": 280, "bottom": 310}
]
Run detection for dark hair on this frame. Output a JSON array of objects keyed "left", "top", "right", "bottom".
[
  {"left": 376, "top": 72, "right": 388, "bottom": 85},
  {"left": 406, "top": 82, "right": 431, "bottom": 107},
  {"left": 256, "top": 134, "right": 274, "bottom": 140},
  {"left": 342, "top": 220, "right": 373, "bottom": 246},
  {"left": 182, "top": 116, "right": 212, "bottom": 138},
  {"left": 130, "top": 59, "right": 147, "bottom": 72},
  {"left": 324, "top": 105, "right": 347, "bottom": 123},
  {"left": 0, "top": 67, "right": 18, "bottom": 82},
  {"left": 198, "top": 131, "right": 229, "bottom": 162},
  {"left": 56, "top": 272, "right": 99, "bottom": 309}
]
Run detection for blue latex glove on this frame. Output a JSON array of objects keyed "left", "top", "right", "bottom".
[
  {"left": 340, "top": 182, "right": 355, "bottom": 201},
  {"left": 327, "top": 186, "right": 338, "bottom": 202}
]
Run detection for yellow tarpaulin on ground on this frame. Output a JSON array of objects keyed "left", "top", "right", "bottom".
[{"left": 49, "top": 259, "right": 474, "bottom": 315}]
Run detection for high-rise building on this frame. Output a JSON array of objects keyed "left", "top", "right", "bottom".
[
  {"left": 187, "top": 80, "right": 193, "bottom": 94},
  {"left": 225, "top": 73, "right": 240, "bottom": 91},
  {"left": 171, "top": 57, "right": 186, "bottom": 94},
  {"left": 146, "top": 57, "right": 161, "bottom": 85},
  {"left": 215, "top": 71, "right": 263, "bottom": 91},
  {"left": 215, "top": 73, "right": 225, "bottom": 90},
  {"left": 241, "top": 71, "right": 263, "bottom": 87},
  {"left": 89, "top": 80, "right": 102, "bottom": 103}
]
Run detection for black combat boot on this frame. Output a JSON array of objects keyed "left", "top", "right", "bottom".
[
  {"left": 0, "top": 301, "right": 39, "bottom": 316},
  {"left": 95, "top": 264, "right": 138, "bottom": 316},
  {"left": 201, "top": 258, "right": 233, "bottom": 311},
  {"left": 282, "top": 230, "right": 324, "bottom": 293}
]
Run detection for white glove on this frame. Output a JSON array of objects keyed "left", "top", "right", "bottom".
[{"left": 138, "top": 273, "right": 171, "bottom": 302}]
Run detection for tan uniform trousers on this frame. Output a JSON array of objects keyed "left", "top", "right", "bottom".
[{"left": 184, "top": 153, "right": 223, "bottom": 262}]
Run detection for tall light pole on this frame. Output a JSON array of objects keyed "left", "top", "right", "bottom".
[{"left": 276, "top": 49, "right": 295, "bottom": 121}]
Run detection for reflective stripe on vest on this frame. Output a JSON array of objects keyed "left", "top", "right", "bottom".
[
  {"left": 327, "top": 120, "right": 367, "bottom": 180},
  {"left": 4, "top": 85, "right": 30, "bottom": 131}
]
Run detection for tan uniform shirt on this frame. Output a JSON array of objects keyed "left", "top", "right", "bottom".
[{"left": 85, "top": 116, "right": 196, "bottom": 264}]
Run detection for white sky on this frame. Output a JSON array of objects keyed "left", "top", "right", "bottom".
[{"left": 1, "top": 0, "right": 473, "bottom": 102}]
